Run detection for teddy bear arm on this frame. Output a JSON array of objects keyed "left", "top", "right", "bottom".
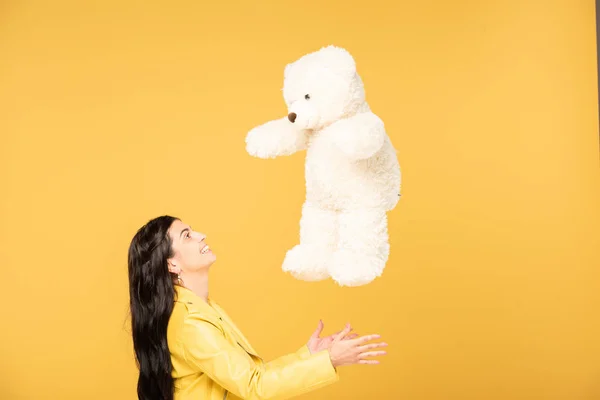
[
  {"left": 331, "top": 112, "right": 385, "bottom": 160},
  {"left": 245, "top": 117, "right": 308, "bottom": 159}
]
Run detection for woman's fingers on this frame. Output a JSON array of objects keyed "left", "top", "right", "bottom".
[
  {"left": 333, "top": 323, "right": 353, "bottom": 342},
  {"left": 350, "top": 333, "right": 381, "bottom": 346},
  {"left": 358, "top": 359, "right": 380, "bottom": 365},
  {"left": 357, "top": 342, "right": 388, "bottom": 352},
  {"left": 310, "top": 319, "right": 324, "bottom": 339},
  {"left": 355, "top": 349, "right": 387, "bottom": 366},
  {"left": 359, "top": 350, "right": 387, "bottom": 358},
  {"left": 329, "top": 329, "right": 343, "bottom": 338}
]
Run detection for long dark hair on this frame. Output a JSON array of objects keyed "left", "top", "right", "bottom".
[{"left": 127, "top": 215, "right": 179, "bottom": 400}]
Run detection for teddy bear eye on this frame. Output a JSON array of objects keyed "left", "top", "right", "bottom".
[{"left": 304, "top": 94, "right": 310, "bottom": 100}]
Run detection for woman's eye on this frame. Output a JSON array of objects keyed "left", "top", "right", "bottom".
[{"left": 305, "top": 94, "right": 310, "bottom": 100}]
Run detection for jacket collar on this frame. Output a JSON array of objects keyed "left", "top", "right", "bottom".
[
  {"left": 174, "top": 285, "right": 219, "bottom": 316},
  {"left": 174, "top": 285, "right": 260, "bottom": 358}
]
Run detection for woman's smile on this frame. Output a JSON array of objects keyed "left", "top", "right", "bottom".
[{"left": 200, "top": 244, "right": 211, "bottom": 254}]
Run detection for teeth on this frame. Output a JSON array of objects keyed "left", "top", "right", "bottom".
[{"left": 201, "top": 245, "right": 210, "bottom": 254}]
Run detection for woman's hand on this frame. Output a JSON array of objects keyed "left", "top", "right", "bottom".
[
  {"left": 328, "top": 324, "right": 387, "bottom": 367},
  {"left": 307, "top": 320, "right": 358, "bottom": 355}
]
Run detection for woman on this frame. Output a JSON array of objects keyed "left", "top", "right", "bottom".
[{"left": 128, "top": 215, "right": 388, "bottom": 400}]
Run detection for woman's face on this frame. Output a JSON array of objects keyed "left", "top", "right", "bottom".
[{"left": 167, "top": 219, "right": 216, "bottom": 275}]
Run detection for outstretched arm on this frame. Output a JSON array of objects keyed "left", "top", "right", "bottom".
[
  {"left": 328, "top": 112, "right": 385, "bottom": 160},
  {"left": 267, "top": 320, "right": 360, "bottom": 369},
  {"left": 245, "top": 117, "right": 309, "bottom": 159},
  {"left": 180, "top": 313, "right": 339, "bottom": 400},
  {"left": 266, "top": 345, "right": 312, "bottom": 369}
]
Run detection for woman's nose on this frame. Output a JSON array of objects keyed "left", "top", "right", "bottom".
[{"left": 192, "top": 231, "right": 206, "bottom": 241}]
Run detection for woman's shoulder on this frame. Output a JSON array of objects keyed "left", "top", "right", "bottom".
[
  {"left": 173, "top": 297, "right": 221, "bottom": 323},
  {"left": 168, "top": 300, "right": 228, "bottom": 361},
  {"left": 169, "top": 294, "right": 223, "bottom": 337},
  {"left": 173, "top": 287, "right": 222, "bottom": 322}
]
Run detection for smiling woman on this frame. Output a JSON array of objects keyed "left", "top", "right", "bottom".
[
  {"left": 166, "top": 219, "right": 217, "bottom": 287},
  {"left": 126, "top": 215, "right": 388, "bottom": 400}
]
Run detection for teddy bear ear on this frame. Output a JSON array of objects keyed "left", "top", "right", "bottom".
[
  {"left": 284, "top": 63, "right": 292, "bottom": 79},
  {"left": 321, "top": 45, "right": 357, "bottom": 79}
]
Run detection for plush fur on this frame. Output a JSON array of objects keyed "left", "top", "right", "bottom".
[{"left": 245, "top": 45, "right": 401, "bottom": 287}]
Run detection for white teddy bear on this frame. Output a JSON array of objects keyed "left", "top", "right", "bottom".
[{"left": 245, "top": 45, "right": 401, "bottom": 287}]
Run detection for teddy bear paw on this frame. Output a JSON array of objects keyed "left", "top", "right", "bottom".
[
  {"left": 282, "top": 244, "right": 331, "bottom": 282},
  {"left": 329, "top": 249, "right": 386, "bottom": 287}
]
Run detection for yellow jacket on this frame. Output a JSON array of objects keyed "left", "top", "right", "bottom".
[{"left": 167, "top": 285, "right": 340, "bottom": 400}]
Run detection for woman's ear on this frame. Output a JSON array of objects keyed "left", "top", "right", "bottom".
[{"left": 167, "top": 260, "right": 180, "bottom": 275}]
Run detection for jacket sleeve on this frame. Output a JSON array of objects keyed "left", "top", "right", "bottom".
[
  {"left": 179, "top": 313, "right": 339, "bottom": 400},
  {"left": 266, "top": 345, "right": 311, "bottom": 369}
]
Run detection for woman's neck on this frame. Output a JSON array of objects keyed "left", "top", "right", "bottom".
[{"left": 182, "top": 271, "right": 209, "bottom": 302}]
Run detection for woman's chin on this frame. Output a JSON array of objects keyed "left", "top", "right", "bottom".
[{"left": 204, "top": 254, "right": 217, "bottom": 266}]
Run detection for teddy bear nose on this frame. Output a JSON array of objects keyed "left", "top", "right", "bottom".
[{"left": 288, "top": 112, "right": 297, "bottom": 123}]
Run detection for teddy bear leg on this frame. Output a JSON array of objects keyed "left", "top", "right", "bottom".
[
  {"left": 330, "top": 209, "right": 390, "bottom": 287},
  {"left": 282, "top": 202, "right": 337, "bottom": 282}
]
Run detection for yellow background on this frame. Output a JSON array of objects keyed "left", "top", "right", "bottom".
[{"left": 1, "top": 1, "right": 599, "bottom": 399}]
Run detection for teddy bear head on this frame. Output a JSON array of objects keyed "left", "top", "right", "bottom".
[{"left": 282, "top": 45, "right": 366, "bottom": 130}]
